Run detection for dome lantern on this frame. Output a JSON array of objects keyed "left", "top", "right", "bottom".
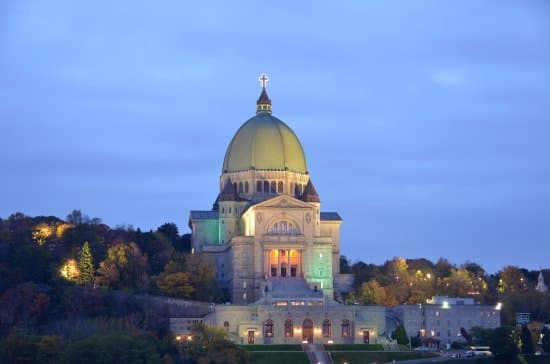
[{"left": 256, "top": 73, "right": 272, "bottom": 114}]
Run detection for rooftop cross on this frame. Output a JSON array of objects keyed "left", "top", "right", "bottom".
[{"left": 259, "top": 73, "right": 269, "bottom": 89}]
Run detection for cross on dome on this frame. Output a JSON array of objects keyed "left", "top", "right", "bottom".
[
  {"left": 256, "top": 73, "right": 272, "bottom": 114},
  {"left": 259, "top": 74, "right": 269, "bottom": 89}
]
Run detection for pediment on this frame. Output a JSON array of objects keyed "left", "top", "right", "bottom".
[{"left": 254, "top": 195, "right": 312, "bottom": 210}]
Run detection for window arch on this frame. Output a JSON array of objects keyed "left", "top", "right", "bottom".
[
  {"left": 294, "top": 184, "right": 300, "bottom": 197},
  {"left": 322, "top": 319, "right": 331, "bottom": 337},
  {"left": 245, "top": 181, "right": 249, "bottom": 193},
  {"left": 263, "top": 181, "right": 269, "bottom": 193},
  {"left": 224, "top": 321, "right": 230, "bottom": 332},
  {"left": 278, "top": 181, "right": 283, "bottom": 193},
  {"left": 267, "top": 220, "right": 299, "bottom": 235},
  {"left": 284, "top": 319, "right": 293, "bottom": 337},
  {"left": 270, "top": 181, "right": 276, "bottom": 193},
  {"left": 264, "top": 319, "right": 274, "bottom": 337},
  {"left": 233, "top": 183, "right": 237, "bottom": 192},
  {"left": 238, "top": 182, "right": 243, "bottom": 193},
  {"left": 257, "top": 181, "right": 262, "bottom": 193},
  {"left": 341, "top": 320, "right": 350, "bottom": 337}
]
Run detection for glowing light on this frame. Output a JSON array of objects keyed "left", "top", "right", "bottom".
[
  {"left": 59, "top": 259, "right": 79, "bottom": 281},
  {"left": 495, "top": 302, "right": 502, "bottom": 310},
  {"left": 427, "top": 273, "right": 432, "bottom": 279},
  {"left": 442, "top": 301, "right": 450, "bottom": 309},
  {"left": 327, "top": 340, "right": 334, "bottom": 344}
]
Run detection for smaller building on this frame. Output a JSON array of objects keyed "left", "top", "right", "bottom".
[
  {"left": 389, "top": 296, "right": 501, "bottom": 348},
  {"left": 535, "top": 271, "right": 548, "bottom": 293}
]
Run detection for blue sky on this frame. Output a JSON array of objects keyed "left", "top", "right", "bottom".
[{"left": 1, "top": 1, "right": 549, "bottom": 273}]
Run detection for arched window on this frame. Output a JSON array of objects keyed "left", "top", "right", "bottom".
[
  {"left": 268, "top": 220, "right": 299, "bottom": 235},
  {"left": 322, "top": 319, "right": 331, "bottom": 337},
  {"left": 264, "top": 319, "right": 274, "bottom": 337},
  {"left": 224, "top": 321, "right": 230, "bottom": 332},
  {"left": 238, "top": 182, "right": 243, "bottom": 193},
  {"left": 233, "top": 183, "right": 237, "bottom": 192},
  {"left": 264, "top": 181, "right": 269, "bottom": 193},
  {"left": 245, "top": 182, "right": 249, "bottom": 193},
  {"left": 278, "top": 181, "right": 283, "bottom": 193},
  {"left": 257, "top": 181, "right": 262, "bottom": 193},
  {"left": 270, "top": 181, "right": 276, "bottom": 193},
  {"left": 341, "top": 320, "right": 350, "bottom": 337},
  {"left": 284, "top": 319, "right": 293, "bottom": 337},
  {"left": 294, "top": 184, "right": 300, "bottom": 197}
]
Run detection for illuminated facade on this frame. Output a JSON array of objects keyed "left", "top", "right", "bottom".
[
  {"left": 183, "top": 76, "right": 387, "bottom": 344},
  {"left": 189, "top": 75, "right": 343, "bottom": 304}
]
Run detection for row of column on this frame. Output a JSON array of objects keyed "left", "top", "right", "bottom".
[{"left": 264, "top": 249, "right": 302, "bottom": 277}]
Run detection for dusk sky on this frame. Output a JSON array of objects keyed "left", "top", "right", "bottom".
[{"left": 1, "top": 1, "right": 549, "bottom": 273}]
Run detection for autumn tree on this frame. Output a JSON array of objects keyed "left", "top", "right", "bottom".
[
  {"left": 156, "top": 272, "right": 194, "bottom": 298},
  {"left": 358, "top": 279, "right": 387, "bottom": 305},
  {"left": 183, "top": 323, "right": 249, "bottom": 364},
  {"left": 77, "top": 241, "right": 94, "bottom": 285},
  {"left": 184, "top": 253, "right": 222, "bottom": 302},
  {"left": 498, "top": 266, "right": 527, "bottom": 294}
]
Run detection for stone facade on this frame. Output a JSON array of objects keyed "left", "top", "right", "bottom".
[{"left": 389, "top": 296, "right": 501, "bottom": 348}]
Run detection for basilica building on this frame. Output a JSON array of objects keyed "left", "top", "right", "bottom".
[{"left": 181, "top": 76, "right": 387, "bottom": 345}]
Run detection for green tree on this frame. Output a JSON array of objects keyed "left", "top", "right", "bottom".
[
  {"left": 520, "top": 325, "right": 535, "bottom": 354},
  {"left": 470, "top": 326, "right": 493, "bottom": 346},
  {"left": 78, "top": 241, "right": 94, "bottom": 285},
  {"left": 393, "top": 324, "right": 409, "bottom": 346},
  {"left": 489, "top": 326, "right": 518, "bottom": 359},
  {"left": 61, "top": 333, "right": 164, "bottom": 364}
]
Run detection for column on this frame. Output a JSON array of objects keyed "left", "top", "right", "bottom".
[{"left": 278, "top": 250, "right": 281, "bottom": 277}]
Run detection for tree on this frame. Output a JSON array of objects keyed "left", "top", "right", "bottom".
[
  {"left": 499, "top": 266, "right": 527, "bottom": 294},
  {"left": 156, "top": 272, "right": 194, "bottom": 298},
  {"left": 520, "top": 325, "right": 535, "bottom": 354},
  {"left": 358, "top": 279, "right": 387, "bottom": 305},
  {"left": 78, "top": 241, "right": 94, "bottom": 285},
  {"left": 489, "top": 326, "right": 518, "bottom": 359},
  {"left": 393, "top": 324, "right": 409, "bottom": 346},
  {"left": 66, "top": 209, "right": 89, "bottom": 225},
  {"left": 184, "top": 253, "right": 222, "bottom": 302},
  {"left": 184, "top": 323, "right": 249, "bottom": 364},
  {"left": 470, "top": 326, "right": 493, "bottom": 346},
  {"left": 542, "top": 327, "right": 550, "bottom": 353},
  {"left": 61, "top": 333, "right": 164, "bottom": 363},
  {"left": 340, "top": 255, "right": 351, "bottom": 274}
]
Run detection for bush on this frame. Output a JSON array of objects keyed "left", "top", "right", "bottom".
[
  {"left": 61, "top": 332, "right": 165, "bottom": 364},
  {"left": 393, "top": 325, "right": 409, "bottom": 346},
  {"left": 489, "top": 326, "right": 518, "bottom": 359}
]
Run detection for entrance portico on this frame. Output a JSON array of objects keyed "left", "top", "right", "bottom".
[{"left": 265, "top": 249, "right": 302, "bottom": 277}]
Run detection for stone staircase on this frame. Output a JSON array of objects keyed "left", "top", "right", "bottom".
[{"left": 303, "top": 343, "right": 333, "bottom": 364}]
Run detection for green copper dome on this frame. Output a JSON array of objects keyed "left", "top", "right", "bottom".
[{"left": 222, "top": 113, "right": 308, "bottom": 173}]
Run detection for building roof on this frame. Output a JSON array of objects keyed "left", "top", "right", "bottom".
[
  {"left": 222, "top": 88, "right": 308, "bottom": 174},
  {"left": 219, "top": 179, "right": 240, "bottom": 202},
  {"left": 190, "top": 211, "right": 219, "bottom": 220},
  {"left": 301, "top": 179, "right": 320, "bottom": 203},
  {"left": 320, "top": 212, "right": 342, "bottom": 221}
]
